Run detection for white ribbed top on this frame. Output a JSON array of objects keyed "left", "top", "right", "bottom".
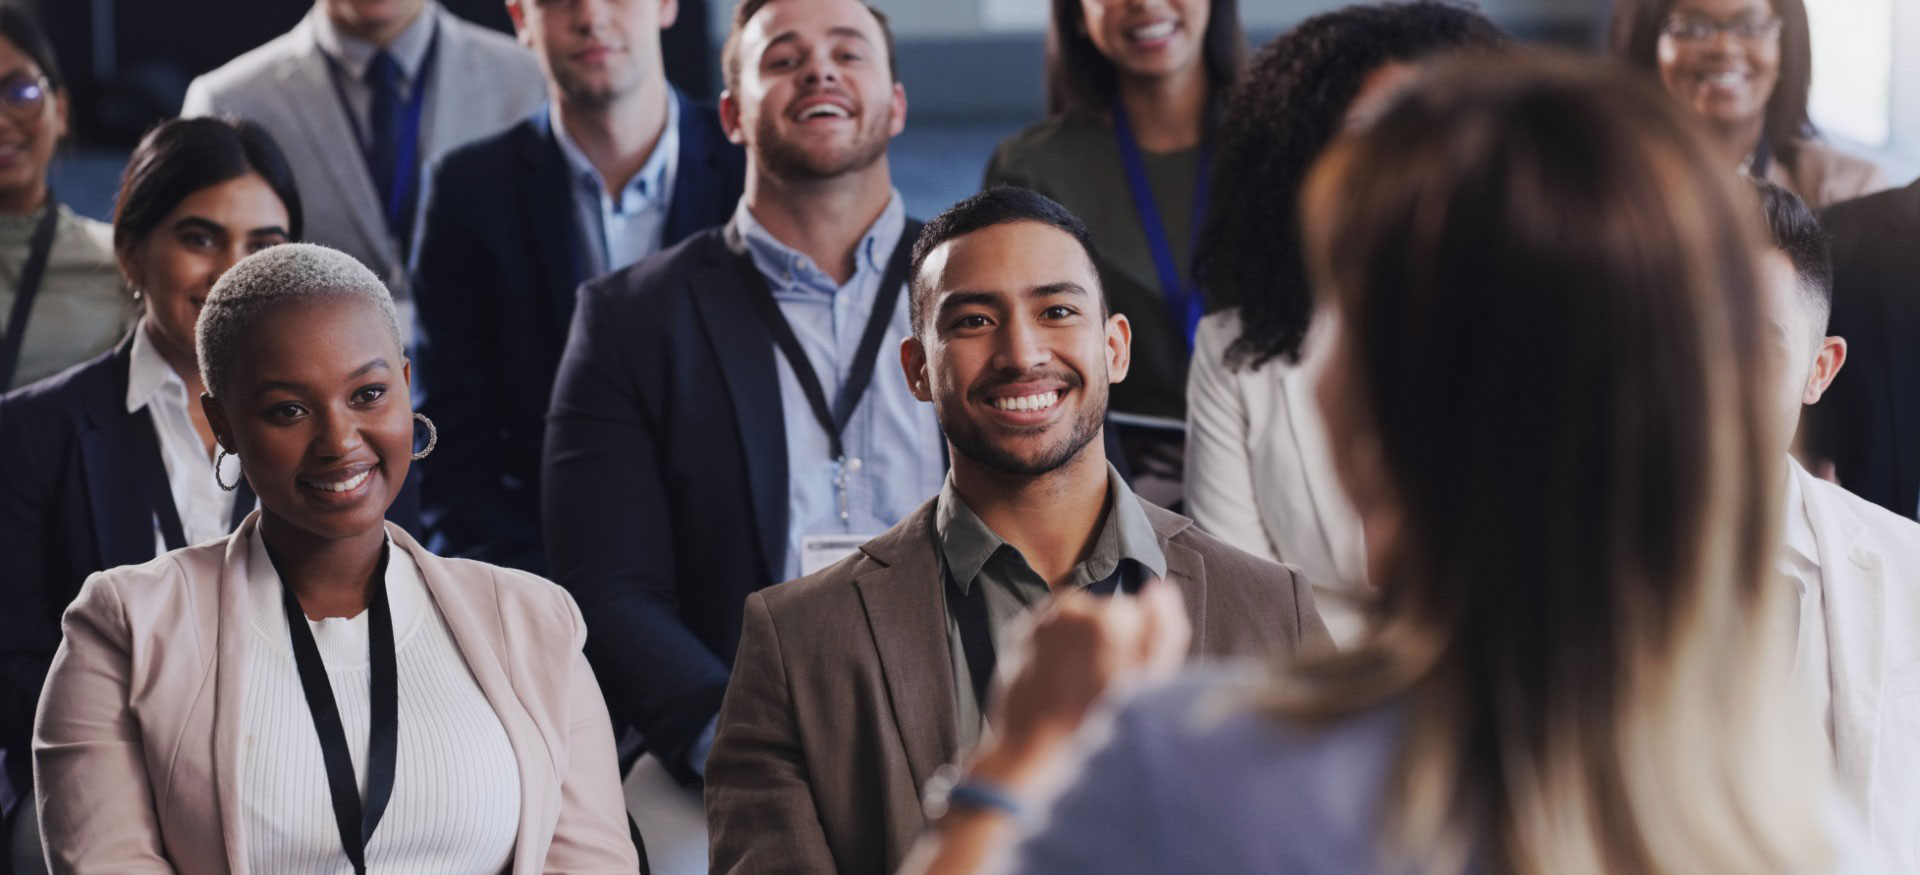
[{"left": 240, "top": 529, "right": 520, "bottom": 874}]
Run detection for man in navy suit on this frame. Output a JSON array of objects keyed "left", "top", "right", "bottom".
[
  {"left": 542, "top": 0, "right": 951, "bottom": 783},
  {"left": 410, "top": 0, "right": 745, "bottom": 573}
]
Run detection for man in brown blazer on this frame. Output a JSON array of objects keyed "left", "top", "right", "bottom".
[{"left": 704, "top": 186, "right": 1334, "bottom": 875}]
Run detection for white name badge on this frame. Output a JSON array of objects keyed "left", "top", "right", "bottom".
[{"left": 800, "top": 534, "right": 878, "bottom": 577}]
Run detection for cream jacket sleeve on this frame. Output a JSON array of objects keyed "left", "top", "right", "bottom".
[{"left": 33, "top": 573, "right": 175, "bottom": 874}]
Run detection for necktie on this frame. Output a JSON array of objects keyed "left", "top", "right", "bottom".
[{"left": 365, "top": 51, "right": 403, "bottom": 236}]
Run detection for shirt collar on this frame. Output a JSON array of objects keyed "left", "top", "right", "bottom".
[
  {"left": 125, "top": 326, "right": 186, "bottom": 415},
  {"left": 1783, "top": 459, "right": 1820, "bottom": 568},
  {"left": 549, "top": 93, "right": 681, "bottom": 210},
  {"left": 936, "top": 462, "right": 1167, "bottom": 595},
  {"left": 245, "top": 523, "right": 424, "bottom": 654},
  {"left": 311, "top": 2, "right": 439, "bottom": 83},
  {"left": 728, "top": 188, "right": 905, "bottom": 294}
]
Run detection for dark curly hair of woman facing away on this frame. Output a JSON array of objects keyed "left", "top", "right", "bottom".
[{"left": 1198, "top": 1, "right": 1506, "bottom": 371}]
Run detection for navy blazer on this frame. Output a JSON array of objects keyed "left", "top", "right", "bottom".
[
  {"left": 1811, "top": 179, "right": 1920, "bottom": 520},
  {"left": 543, "top": 228, "right": 787, "bottom": 780},
  {"left": 412, "top": 89, "right": 745, "bottom": 574},
  {"left": 0, "top": 334, "right": 422, "bottom": 800}
]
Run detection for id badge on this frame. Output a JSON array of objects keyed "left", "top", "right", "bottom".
[{"left": 800, "top": 533, "right": 877, "bottom": 577}]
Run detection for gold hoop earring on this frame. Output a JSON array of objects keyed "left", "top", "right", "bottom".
[
  {"left": 412, "top": 412, "right": 437, "bottom": 460},
  {"left": 213, "top": 449, "right": 241, "bottom": 491}
]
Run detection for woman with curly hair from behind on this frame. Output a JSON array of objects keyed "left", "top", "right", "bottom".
[{"left": 1184, "top": 2, "right": 1505, "bottom": 645}]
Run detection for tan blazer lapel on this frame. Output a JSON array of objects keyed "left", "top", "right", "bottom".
[
  {"left": 391, "top": 524, "right": 555, "bottom": 875},
  {"left": 210, "top": 513, "right": 262, "bottom": 874},
  {"left": 1142, "top": 501, "right": 1210, "bottom": 653},
  {"left": 851, "top": 503, "right": 961, "bottom": 794},
  {"left": 275, "top": 12, "right": 393, "bottom": 271},
  {"left": 1804, "top": 467, "right": 1889, "bottom": 818}
]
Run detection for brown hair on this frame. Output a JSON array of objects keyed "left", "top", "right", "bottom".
[
  {"left": 1044, "top": 0, "right": 1245, "bottom": 121},
  {"left": 1608, "top": 0, "right": 1815, "bottom": 166},
  {"left": 1286, "top": 51, "right": 1827, "bottom": 874},
  {"left": 721, "top": 0, "right": 898, "bottom": 93}
]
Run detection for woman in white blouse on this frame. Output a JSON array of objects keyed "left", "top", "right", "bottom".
[
  {"left": 31, "top": 243, "right": 636, "bottom": 873},
  {"left": 1185, "top": 3, "right": 1505, "bottom": 645}
]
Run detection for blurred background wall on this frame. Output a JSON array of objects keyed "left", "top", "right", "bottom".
[{"left": 31, "top": 0, "right": 1915, "bottom": 220}]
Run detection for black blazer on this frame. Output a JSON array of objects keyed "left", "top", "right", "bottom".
[
  {"left": 543, "top": 227, "right": 802, "bottom": 779},
  {"left": 1811, "top": 179, "right": 1920, "bottom": 521},
  {"left": 412, "top": 89, "right": 745, "bottom": 574},
  {"left": 0, "top": 335, "right": 422, "bottom": 801}
]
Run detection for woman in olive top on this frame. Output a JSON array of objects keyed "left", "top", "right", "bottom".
[
  {"left": 1610, "top": 0, "right": 1887, "bottom": 208},
  {"left": 0, "top": 5, "right": 130, "bottom": 391},
  {"left": 984, "top": 0, "right": 1245, "bottom": 495}
]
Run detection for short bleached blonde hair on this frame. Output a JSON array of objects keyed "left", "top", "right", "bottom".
[{"left": 195, "top": 243, "right": 402, "bottom": 398}]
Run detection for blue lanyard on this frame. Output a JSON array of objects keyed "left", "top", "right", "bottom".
[
  {"left": 1111, "top": 100, "right": 1210, "bottom": 350},
  {"left": 322, "top": 25, "right": 439, "bottom": 239}
]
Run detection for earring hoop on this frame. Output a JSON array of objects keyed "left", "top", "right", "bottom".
[
  {"left": 412, "top": 412, "right": 437, "bottom": 460},
  {"left": 213, "top": 449, "right": 241, "bottom": 491}
]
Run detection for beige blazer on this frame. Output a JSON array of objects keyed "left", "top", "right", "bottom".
[
  {"left": 705, "top": 497, "right": 1332, "bottom": 875},
  {"left": 31, "top": 513, "right": 636, "bottom": 874},
  {"left": 1185, "top": 311, "right": 1370, "bottom": 645},
  {"left": 1798, "top": 461, "right": 1920, "bottom": 871},
  {"left": 1767, "top": 138, "right": 1890, "bottom": 210}
]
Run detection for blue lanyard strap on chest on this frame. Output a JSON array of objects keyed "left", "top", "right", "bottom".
[{"left": 1111, "top": 100, "right": 1210, "bottom": 351}]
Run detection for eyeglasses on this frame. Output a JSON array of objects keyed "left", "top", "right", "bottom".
[
  {"left": 0, "top": 74, "right": 49, "bottom": 121},
  {"left": 1660, "top": 14, "right": 1784, "bottom": 45}
]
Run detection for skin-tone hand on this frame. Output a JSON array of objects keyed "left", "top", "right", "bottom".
[{"left": 897, "top": 579, "right": 1191, "bottom": 875}]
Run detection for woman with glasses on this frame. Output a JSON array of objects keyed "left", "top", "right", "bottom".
[
  {"left": 1611, "top": 0, "right": 1887, "bottom": 208},
  {"left": 983, "top": 0, "right": 1245, "bottom": 497},
  {"left": 0, "top": 4, "right": 131, "bottom": 391}
]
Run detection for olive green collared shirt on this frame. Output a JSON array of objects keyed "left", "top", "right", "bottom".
[
  {"left": 0, "top": 203, "right": 131, "bottom": 390},
  {"left": 937, "top": 463, "right": 1167, "bottom": 748}
]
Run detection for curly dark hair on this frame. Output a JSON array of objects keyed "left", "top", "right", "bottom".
[{"left": 1197, "top": 1, "right": 1506, "bottom": 370}]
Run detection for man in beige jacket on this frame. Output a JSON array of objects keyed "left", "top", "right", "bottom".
[{"left": 704, "top": 187, "right": 1332, "bottom": 874}]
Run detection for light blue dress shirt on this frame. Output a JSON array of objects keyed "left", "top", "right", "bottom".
[
  {"left": 728, "top": 192, "right": 948, "bottom": 584},
  {"left": 549, "top": 95, "right": 679, "bottom": 278}
]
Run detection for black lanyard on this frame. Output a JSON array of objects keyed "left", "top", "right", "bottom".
[
  {"left": 1111, "top": 101, "right": 1209, "bottom": 351},
  {"left": 279, "top": 547, "right": 399, "bottom": 875},
  {"left": 733, "top": 220, "right": 922, "bottom": 464},
  {"left": 1, "top": 197, "right": 62, "bottom": 389},
  {"left": 129, "top": 408, "right": 188, "bottom": 551},
  {"left": 946, "top": 550, "right": 1144, "bottom": 708},
  {"left": 322, "top": 26, "right": 439, "bottom": 241}
]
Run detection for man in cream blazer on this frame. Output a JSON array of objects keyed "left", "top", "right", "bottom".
[
  {"left": 182, "top": 0, "right": 543, "bottom": 300},
  {"left": 1755, "top": 180, "right": 1920, "bottom": 870}
]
